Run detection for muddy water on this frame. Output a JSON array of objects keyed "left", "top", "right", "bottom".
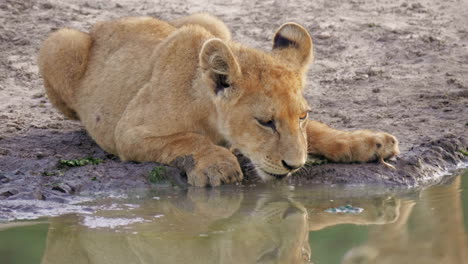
[{"left": 1, "top": 169, "right": 467, "bottom": 264}]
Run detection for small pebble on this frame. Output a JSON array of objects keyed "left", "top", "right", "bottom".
[{"left": 317, "top": 32, "right": 331, "bottom": 39}]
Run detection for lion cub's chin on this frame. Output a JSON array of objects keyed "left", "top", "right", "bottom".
[{"left": 255, "top": 167, "right": 291, "bottom": 181}]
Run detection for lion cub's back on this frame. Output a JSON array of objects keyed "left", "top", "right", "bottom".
[
  {"left": 90, "top": 17, "right": 175, "bottom": 55},
  {"left": 74, "top": 17, "right": 175, "bottom": 154}
]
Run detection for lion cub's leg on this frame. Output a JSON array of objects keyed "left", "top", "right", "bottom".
[
  {"left": 115, "top": 126, "right": 243, "bottom": 187},
  {"left": 170, "top": 13, "right": 231, "bottom": 41},
  {"left": 306, "top": 120, "right": 400, "bottom": 167}
]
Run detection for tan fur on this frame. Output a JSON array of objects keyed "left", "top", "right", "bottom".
[
  {"left": 38, "top": 14, "right": 399, "bottom": 186},
  {"left": 307, "top": 121, "right": 400, "bottom": 168},
  {"left": 38, "top": 28, "right": 92, "bottom": 119},
  {"left": 170, "top": 13, "right": 232, "bottom": 41}
]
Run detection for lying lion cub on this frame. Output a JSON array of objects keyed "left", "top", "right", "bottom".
[{"left": 38, "top": 13, "right": 399, "bottom": 186}]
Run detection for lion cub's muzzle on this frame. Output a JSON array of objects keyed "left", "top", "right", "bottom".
[
  {"left": 268, "top": 160, "right": 304, "bottom": 179},
  {"left": 281, "top": 160, "right": 303, "bottom": 171},
  {"left": 259, "top": 159, "right": 305, "bottom": 180}
]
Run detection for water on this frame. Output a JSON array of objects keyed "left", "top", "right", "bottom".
[{"left": 1, "top": 169, "right": 467, "bottom": 264}]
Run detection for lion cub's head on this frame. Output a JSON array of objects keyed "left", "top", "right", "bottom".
[{"left": 198, "top": 23, "right": 313, "bottom": 181}]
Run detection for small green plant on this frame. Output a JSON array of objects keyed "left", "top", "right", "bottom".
[
  {"left": 305, "top": 156, "right": 328, "bottom": 167},
  {"left": 41, "top": 171, "right": 57, "bottom": 177},
  {"left": 148, "top": 166, "right": 167, "bottom": 184},
  {"left": 458, "top": 149, "right": 468, "bottom": 156},
  {"left": 42, "top": 170, "right": 64, "bottom": 177},
  {"left": 59, "top": 157, "right": 103, "bottom": 167}
]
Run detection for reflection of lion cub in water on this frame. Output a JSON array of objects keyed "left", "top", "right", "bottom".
[
  {"left": 38, "top": 13, "right": 399, "bottom": 186},
  {"left": 41, "top": 188, "right": 404, "bottom": 264}
]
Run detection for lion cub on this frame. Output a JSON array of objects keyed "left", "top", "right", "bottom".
[{"left": 38, "top": 14, "right": 399, "bottom": 186}]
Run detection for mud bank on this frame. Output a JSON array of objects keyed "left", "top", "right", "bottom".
[
  {"left": 0, "top": 129, "right": 465, "bottom": 202},
  {"left": 291, "top": 135, "right": 466, "bottom": 186},
  {"left": 0, "top": 0, "right": 467, "bottom": 212}
]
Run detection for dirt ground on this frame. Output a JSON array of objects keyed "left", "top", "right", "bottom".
[{"left": 0, "top": 0, "right": 467, "bottom": 205}]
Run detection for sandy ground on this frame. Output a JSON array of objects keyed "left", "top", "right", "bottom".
[{"left": 0, "top": 0, "right": 467, "bottom": 205}]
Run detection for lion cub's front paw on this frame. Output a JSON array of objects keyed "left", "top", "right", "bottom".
[
  {"left": 324, "top": 131, "right": 400, "bottom": 169},
  {"left": 188, "top": 148, "right": 243, "bottom": 187},
  {"left": 350, "top": 131, "right": 400, "bottom": 168}
]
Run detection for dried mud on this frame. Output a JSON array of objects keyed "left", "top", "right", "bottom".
[{"left": 0, "top": 0, "right": 467, "bottom": 211}]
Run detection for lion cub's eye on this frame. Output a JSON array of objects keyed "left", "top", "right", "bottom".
[
  {"left": 299, "top": 112, "right": 308, "bottom": 121},
  {"left": 256, "top": 118, "right": 276, "bottom": 131}
]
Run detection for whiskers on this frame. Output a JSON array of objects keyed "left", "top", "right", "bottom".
[
  {"left": 243, "top": 161, "right": 261, "bottom": 174},
  {"left": 296, "top": 165, "right": 308, "bottom": 175}
]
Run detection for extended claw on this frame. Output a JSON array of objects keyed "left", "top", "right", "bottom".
[{"left": 379, "top": 157, "right": 396, "bottom": 170}]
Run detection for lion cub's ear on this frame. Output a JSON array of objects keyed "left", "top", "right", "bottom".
[
  {"left": 199, "top": 38, "right": 241, "bottom": 96},
  {"left": 272, "top": 23, "right": 313, "bottom": 70}
]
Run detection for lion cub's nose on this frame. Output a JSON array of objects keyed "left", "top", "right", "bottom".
[{"left": 281, "top": 160, "right": 302, "bottom": 171}]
